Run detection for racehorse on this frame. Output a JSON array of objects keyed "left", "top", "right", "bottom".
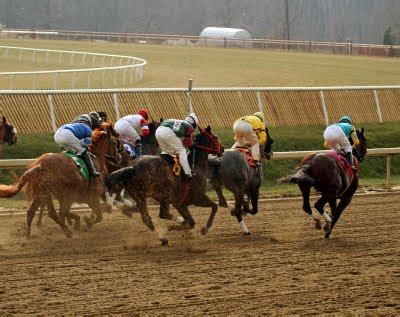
[
  {"left": 105, "top": 126, "right": 223, "bottom": 245},
  {"left": 207, "top": 141, "right": 274, "bottom": 235},
  {"left": 0, "top": 122, "right": 119, "bottom": 237},
  {"left": 0, "top": 116, "right": 18, "bottom": 146},
  {"left": 279, "top": 128, "right": 367, "bottom": 238}
]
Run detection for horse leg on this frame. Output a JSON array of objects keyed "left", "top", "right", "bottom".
[
  {"left": 36, "top": 202, "right": 46, "bottom": 227},
  {"left": 233, "top": 192, "right": 250, "bottom": 235},
  {"left": 159, "top": 199, "right": 184, "bottom": 224},
  {"left": 45, "top": 196, "right": 73, "bottom": 238},
  {"left": 137, "top": 197, "right": 168, "bottom": 246},
  {"left": 58, "top": 199, "right": 73, "bottom": 227},
  {"left": 248, "top": 187, "right": 260, "bottom": 215},
  {"left": 299, "top": 183, "right": 322, "bottom": 230},
  {"left": 210, "top": 178, "right": 228, "bottom": 208},
  {"left": 194, "top": 195, "right": 218, "bottom": 236},
  {"left": 26, "top": 197, "right": 43, "bottom": 238},
  {"left": 169, "top": 204, "right": 196, "bottom": 231},
  {"left": 314, "top": 195, "right": 332, "bottom": 231},
  {"left": 84, "top": 197, "right": 102, "bottom": 229},
  {"left": 325, "top": 194, "right": 352, "bottom": 239}
]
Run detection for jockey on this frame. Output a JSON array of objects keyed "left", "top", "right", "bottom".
[
  {"left": 155, "top": 113, "right": 199, "bottom": 179},
  {"left": 114, "top": 108, "right": 150, "bottom": 156},
  {"left": 54, "top": 114, "right": 101, "bottom": 177},
  {"left": 72, "top": 112, "right": 102, "bottom": 129},
  {"left": 323, "top": 115, "right": 360, "bottom": 171},
  {"left": 232, "top": 112, "right": 268, "bottom": 166}
]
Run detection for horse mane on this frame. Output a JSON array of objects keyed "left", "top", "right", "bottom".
[{"left": 91, "top": 122, "right": 112, "bottom": 144}]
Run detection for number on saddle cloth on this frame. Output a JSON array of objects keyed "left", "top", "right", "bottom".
[
  {"left": 160, "top": 153, "right": 181, "bottom": 176},
  {"left": 62, "top": 151, "right": 91, "bottom": 181}
]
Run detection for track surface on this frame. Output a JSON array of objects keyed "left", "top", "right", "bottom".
[{"left": 0, "top": 193, "right": 399, "bottom": 315}]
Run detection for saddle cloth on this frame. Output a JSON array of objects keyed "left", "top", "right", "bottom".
[
  {"left": 326, "top": 151, "right": 356, "bottom": 178},
  {"left": 160, "top": 154, "right": 181, "bottom": 176},
  {"left": 62, "top": 151, "right": 91, "bottom": 181},
  {"left": 122, "top": 142, "right": 137, "bottom": 157},
  {"left": 234, "top": 147, "right": 257, "bottom": 168}
]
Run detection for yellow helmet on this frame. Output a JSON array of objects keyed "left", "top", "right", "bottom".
[{"left": 253, "top": 112, "right": 265, "bottom": 122}]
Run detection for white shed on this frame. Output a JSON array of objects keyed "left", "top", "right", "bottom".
[{"left": 199, "top": 27, "right": 252, "bottom": 48}]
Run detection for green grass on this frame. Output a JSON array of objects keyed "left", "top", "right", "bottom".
[{"left": 1, "top": 38, "right": 400, "bottom": 89}]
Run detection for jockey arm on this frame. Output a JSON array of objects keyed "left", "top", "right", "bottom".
[
  {"left": 350, "top": 127, "right": 360, "bottom": 147},
  {"left": 182, "top": 126, "right": 194, "bottom": 147},
  {"left": 139, "top": 118, "right": 150, "bottom": 138}
]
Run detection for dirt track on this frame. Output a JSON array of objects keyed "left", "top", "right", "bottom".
[{"left": 0, "top": 193, "right": 399, "bottom": 315}]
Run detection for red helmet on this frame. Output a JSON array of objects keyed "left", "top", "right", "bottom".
[{"left": 137, "top": 108, "right": 149, "bottom": 120}]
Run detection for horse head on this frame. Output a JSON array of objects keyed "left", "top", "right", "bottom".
[
  {"left": 90, "top": 122, "right": 121, "bottom": 162},
  {"left": 0, "top": 116, "right": 18, "bottom": 146},
  {"left": 194, "top": 125, "right": 223, "bottom": 156},
  {"left": 142, "top": 118, "right": 163, "bottom": 155},
  {"left": 353, "top": 128, "right": 367, "bottom": 163}
]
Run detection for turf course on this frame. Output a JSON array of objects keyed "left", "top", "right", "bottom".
[{"left": 1, "top": 38, "right": 400, "bottom": 88}]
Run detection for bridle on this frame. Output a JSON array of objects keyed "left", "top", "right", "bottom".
[{"left": 193, "top": 128, "right": 223, "bottom": 156}]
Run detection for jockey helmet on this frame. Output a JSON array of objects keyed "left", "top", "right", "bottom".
[
  {"left": 254, "top": 112, "right": 265, "bottom": 122},
  {"left": 97, "top": 111, "right": 108, "bottom": 122},
  {"left": 137, "top": 108, "right": 149, "bottom": 120},
  {"left": 185, "top": 113, "right": 199, "bottom": 129},
  {"left": 340, "top": 115, "right": 352, "bottom": 124},
  {"left": 88, "top": 112, "right": 101, "bottom": 128},
  {"left": 77, "top": 114, "right": 92, "bottom": 127}
]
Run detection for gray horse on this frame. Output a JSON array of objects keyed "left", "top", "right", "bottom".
[{"left": 208, "top": 142, "right": 272, "bottom": 235}]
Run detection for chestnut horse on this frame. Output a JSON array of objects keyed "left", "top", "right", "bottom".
[
  {"left": 279, "top": 129, "right": 367, "bottom": 238},
  {"left": 0, "top": 116, "right": 18, "bottom": 146},
  {"left": 0, "top": 122, "right": 119, "bottom": 237}
]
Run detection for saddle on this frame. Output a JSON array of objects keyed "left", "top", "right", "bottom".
[
  {"left": 234, "top": 147, "right": 257, "bottom": 168},
  {"left": 160, "top": 154, "right": 182, "bottom": 176},
  {"left": 326, "top": 151, "right": 356, "bottom": 179},
  {"left": 62, "top": 151, "right": 91, "bottom": 181}
]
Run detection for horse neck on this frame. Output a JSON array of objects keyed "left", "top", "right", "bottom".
[
  {"left": 188, "top": 146, "right": 209, "bottom": 170},
  {"left": 0, "top": 125, "right": 4, "bottom": 143}
]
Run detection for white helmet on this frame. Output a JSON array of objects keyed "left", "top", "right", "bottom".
[{"left": 185, "top": 113, "right": 199, "bottom": 129}]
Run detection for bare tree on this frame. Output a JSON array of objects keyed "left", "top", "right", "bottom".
[{"left": 282, "top": 0, "right": 305, "bottom": 40}]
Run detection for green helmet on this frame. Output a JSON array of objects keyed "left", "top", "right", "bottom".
[
  {"left": 254, "top": 112, "right": 265, "bottom": 122},
  {"left": 340, "top": 115, "right": 352, "bottom": 124}
]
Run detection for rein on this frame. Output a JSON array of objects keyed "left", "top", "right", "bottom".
[{"left": 194, "top": 129, "right": 222, "bottom": 156}]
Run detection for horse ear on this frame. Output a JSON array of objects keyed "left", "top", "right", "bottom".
[
  {"left": 361, "top": 127, "right": 365, "bottom": 134},
  {"left": 206, "top": 125, "right": 211, "bottom": 133},
  {"left": 2, "top": 116, "right": 6, "bottom": 125},
  {"left": 159, "top": 117, "right": 164, "bottom": 123}
]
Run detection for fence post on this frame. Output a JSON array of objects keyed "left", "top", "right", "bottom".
[
  {"left": 386, "top": 155, "right": 392, "bottom": 189},
  {"left": 256, "top": 91, "right": 264, "bottom": 113},
  {"left": 47, "top": 94, "right": 57, "bottom": 132},
  {"left": 319, "top": 91, "right": 329, "bottom": 126},
  {"left": 112, "top": 93, "right": 121, "bottom": 120},
  {"left": 187, "top": 78, "right": 193, "bottom": 114},
  {"left": 373, "top": 90, "right": 383, "bottom": 123}
]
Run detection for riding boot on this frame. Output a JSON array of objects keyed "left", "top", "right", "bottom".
[
  {"left": 135, "top": 140, "right": 143, "bottom": 156},
  {"left": 346, "top": 152, "right": 357, "bottom": 172},
  {"left": 80, "top": 151, "right": 100, "bottom": 177}
]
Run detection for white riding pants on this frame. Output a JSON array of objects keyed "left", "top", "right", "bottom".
[
  {"left": 155, "top": 126, "right": 191, "bottom": 175},
  {"left": 114, "top": 119, "right": 140, "bottom": 144},
  {"left": 54, "top": 128, "right": 86, "bottom": 155},
  {"left": 324, "top": 125, "right": 352, "bottom": 153},
  {"left": 232, "top": 119, "right": 261, "bottom": 161}
]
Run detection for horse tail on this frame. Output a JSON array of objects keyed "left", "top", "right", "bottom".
[
  {"left": 0, "top": 165, "right": 44, "bottom": 198},
  {"left": 105, "top": 166, "right": 135, "bottom": 192},
  {"left": 277, "top": 164, "right": 314, "bottom": 185}
]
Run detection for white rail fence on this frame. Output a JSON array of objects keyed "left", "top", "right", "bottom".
[
  {"left": 0, "top": 148, "right": 399, "bottom": 189},
  {"left": 0, "top": 45, "right": 147, "bottom": 89}
]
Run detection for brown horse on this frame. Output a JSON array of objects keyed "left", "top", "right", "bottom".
[
  {"left": 105, "top": 126, "right": 223, "bottom": 245},
  {"left": 0, "top": 122, "right": 118, "bottom": 237},
  {"left": 279, "top": 129, "right": 367, "bottom": 238},
  {"left": 0, "top": 116, "right": 18, "bottom": 146}
]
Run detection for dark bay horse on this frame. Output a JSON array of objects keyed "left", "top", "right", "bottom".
[
  {"left": 279, "top": 129, "right": 367, "bottom": 238},
  {"left": 0, "top": 116, "right": 18, "bottom": 146},
  {"left": 105, "top": 126, "right": 223, "bottom": 245},
  {"left": 0, "top": 123, "right": 119, "bottom": 237}
]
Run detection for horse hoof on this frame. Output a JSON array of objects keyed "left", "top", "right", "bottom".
[
  {"left": 324, "top": 232, "right": 331, "bottom": 239},
  {"left": 201, "top": 227, "right": 209, "bottom": 236},
  {"left": 65, "top": 230, "right": 73, "bottom": 238},
  {"left": 73, "top": 222, "right": 81, "bottom": 232},
  {"left": 219, "top": 200, "right": 228, "bottom": 208},
  {"left": 122, "top": 209, "right": 133, "bottom": 218},
  {"left": 244, "top": 231, "right": 251, "bottom": 236},
  {"left": 314, "top": 219, "right": 322, "bottom": 230},
  {"left": 161, "top": 239, "right": 169, "bottom": 246},
  {"left": 323, "top": 222, "right": 331, "bottom": 234}
]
